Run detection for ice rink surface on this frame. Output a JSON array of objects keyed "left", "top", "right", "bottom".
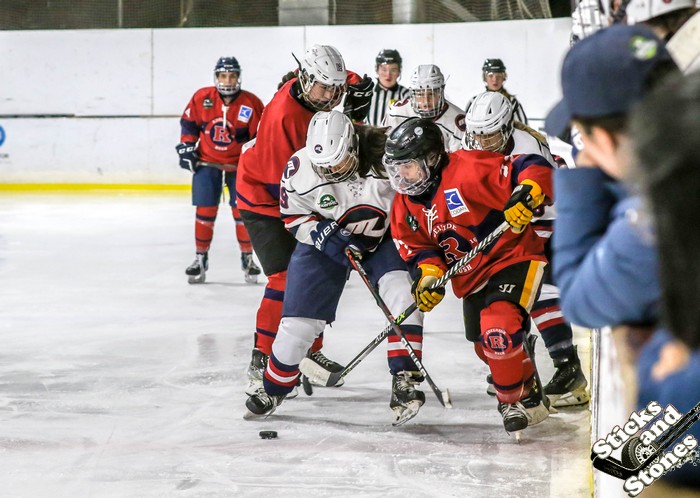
[{"left": 0, "top": 193, "right": 592, "bottom": 497}]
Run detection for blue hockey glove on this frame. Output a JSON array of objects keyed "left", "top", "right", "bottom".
[
  {"left": 311, "top": 220, "right": 365, "bottom": 267},
  {"left": 176, "top": 142, "right": 198, "bottom": 172}
]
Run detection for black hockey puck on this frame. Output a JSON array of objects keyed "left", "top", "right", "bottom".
[{"left": 259, "top": 430, "right": 278, "bottom": 439}]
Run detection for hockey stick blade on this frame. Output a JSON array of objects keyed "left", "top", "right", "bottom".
[
  {"left": 318, "top": 222, "right": 510, "bottom": 386},
  {"left": 299, "top": 357, "right": 335, "bottom": 387},
  {"left": 347, "top": 249, "right": 452, "bottom": 408}
]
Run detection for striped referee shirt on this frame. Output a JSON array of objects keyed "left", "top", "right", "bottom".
[{"left": 367, "top": 81, "right": 410, "bottom": 127}]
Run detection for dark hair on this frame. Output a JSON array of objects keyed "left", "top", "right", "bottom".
[
  {"left": 629, "top": 72, "right": 700, "bottom": 349},
  {"left": 354, "top": 124, "right": 388, "bottom": 178},
  {"left": 277, "top": 70, "right": 297, "bottom": 90}
]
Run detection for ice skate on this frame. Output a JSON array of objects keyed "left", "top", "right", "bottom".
[
  {"left": 305, "top": 350, "right": 345, "bottom": 387},
  {"left": 243, "top": 388, "right": 286, "bottom": 419},
  {"left": 390, "top": 371, "right": 426, "bottom": 426},
  {"left": 544, "top": 347, "right": 589, "bottom": 408},
  {"left": 498, "top": 382, "right": 550, "bottom": 441},
  {"left": 185, "top": 252, "right": 208, "bottom": 284},
  {"left": 241, "top": 252, "right": 261, "bottom": 284},
  {"left": 245, "top": 348, "right": 297, "bottom": 398}
]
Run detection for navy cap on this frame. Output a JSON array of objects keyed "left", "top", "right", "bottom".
[{"left": 545, "top": 24, "right": 672, "bottom": 136}]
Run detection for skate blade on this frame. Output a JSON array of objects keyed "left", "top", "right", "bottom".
[
  {"left": 526, "top": 403, "right": 551, "bottom": 426},
  {"left": 548, "top": 388, "right": 590, "bottom": 408},
  {"left": 244, "top": 273, "right": 259, "bottom": 284},
  {"left": 299, "top": 358, "right": 344, "bottom": 387},
  {"left": 243, "top": 407, "right": 276, "bottom": 420},
  {"left": 188, "top": 273, "right": 206, "bottom": 284},
  {"left": 391, "top": 400, "right": 423, "bottom": 426}
]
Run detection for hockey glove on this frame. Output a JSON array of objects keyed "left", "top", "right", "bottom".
[
  {"left": 344, "top": 75, "right": 375, "bottom": 122},
  {"left": 176, "top": 142, "right": 199, "bottom": 172},
  {"left": 311, "top": 220, "right": 366, "bottom": 267},
  {"left": 411, "top": 264, "right": 446, "bottom": 312},
  {"left": 503, "top": 179, "right": 545, "bottom": 233}
]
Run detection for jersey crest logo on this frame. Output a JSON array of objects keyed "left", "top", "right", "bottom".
[
  {"left": 406, "top": 214, "right": 419, "bottom": 232},
  {"left": 238, "top": 105, "right": 253, "bottom": 123},
  {"left": 422, "top": 204, "right": 438, "bottom": 234},
  {"left": 203, "top": 98, "right": 213, "bottom": 109},
  {"left": 318, "top": 194, "right": 338, "bottom": 210},
  {"left": 444, "top": 188, "right": 469, "bottom": 216}
]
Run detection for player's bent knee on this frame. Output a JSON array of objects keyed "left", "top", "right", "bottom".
[{"left": 272, "top": 317, "right": 325, "bottom": 365}]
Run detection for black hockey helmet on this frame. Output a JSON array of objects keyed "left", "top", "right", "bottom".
[
  {"left": 383, "top": 117, "right": 445, "bottom": 195},
  {"left": 214, "top": 56, "right": 242, "bottom": 96},
  {"left": 375, "top": 49, "right": 402, "bottom": 69},
  {"left": 482, "top": 58, "right": 506, "bottom": 73}
]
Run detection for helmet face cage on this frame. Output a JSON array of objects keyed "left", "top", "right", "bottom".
[
  {"left": 464, "top": 92, "right": 513, "bottom": 153},
  {"left": 307, "top": 111, "right": 359, "bottom": 182},
  {"left": 383, "top": 156, "right": 432, "bottom": 195},
  {"left": 384, "top": 117, "right": 444, "bottom": 195},
  {"left": 409, "top": 65, "right": 446, "bottom": 118},
  {"left": 214, "top": 57, "right": 241, "bottom": 96},
  {"left": 298, "top": 45, "right": 348, "bottom": 111}
]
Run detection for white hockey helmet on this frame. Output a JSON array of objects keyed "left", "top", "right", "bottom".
[
  {"left": 463, "top": 91, "right": 514, "bottom": 153},
  {"left": 297, "top": 44, "right": 348, "bottom": 112},
  {"left": 307, "top": 110, "right": 359, "bottom": 182},
  {"left": 626, "top": 0, "right": 695, "bottom": 24},
  {"left": 408, "top": 64, "right": 446, "bottom": 119}
]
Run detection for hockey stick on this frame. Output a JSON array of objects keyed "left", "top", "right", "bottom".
[
  {"left": 591, "top": 401, "right": 700, "bottom": 479},
  {"left": 521, "top": 333, "right": 552, "bottom": 411},
  {"left": 345, "top": 249, "right": 453, "bottom": 408},
  {"left": 300, "top": 221, "right": 510, "bottom": 388}
]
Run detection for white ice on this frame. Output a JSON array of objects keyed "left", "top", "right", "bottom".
[{"left": 0, "top": 193, "right": 592, "bottom": 497}]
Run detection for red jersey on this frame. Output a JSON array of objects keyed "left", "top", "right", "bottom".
[
  {"left": 180, "top": 87, "right": 264, "bottom": 170},
  {"left": 236, "top": 79, "right": 314, "bottom": 217},
  {"left": 390, "top": 150, "right": 554, "bottom": 298},
  {"left": 237, "top": 71, "right": 363, "bottom": 217}
]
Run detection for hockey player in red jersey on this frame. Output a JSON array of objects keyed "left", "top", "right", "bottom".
[
  {"left": 385, "top": 117, "right": 555, "bottom": 435},
  {"left": 176, "top": 56, "right": 264, "bottom": 284},
  {"left": 236, "top": 45, "right": 372, "bottom": 395}
]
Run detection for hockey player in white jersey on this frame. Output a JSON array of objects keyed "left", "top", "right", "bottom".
[
  {"left": 383, "top": 64, "right": 466, "bottom": 152},
  {"left": 464, "top": 91, "right": 589, "bottom": 408},
  {"left": 245, "top": 110, "right": 426, "bottom": 425}
]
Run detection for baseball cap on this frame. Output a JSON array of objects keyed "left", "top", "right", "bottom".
[{"left": 545, "top": 24, "right": 673, "bottom": 136}]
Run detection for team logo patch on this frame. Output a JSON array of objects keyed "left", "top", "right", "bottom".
[
  {"left": 483, "top": 328, "right": 510, "bottom": 353},
  {"left": 318, "top": 194, "right": 338, "bottom": 209},
  {"left": 444, "top": 188, "right": 469, "bottom": 216},
  {"left": 406, "top": 214, "right": 419, "bottom": 232},
  {"left": 203, "top": 98, "right": 213, "bottom": 109},
  {"left": 238, "top": 105, "right": 253, "bottom": 123}
]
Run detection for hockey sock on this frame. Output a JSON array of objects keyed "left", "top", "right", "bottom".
[
  {"left": 263, "top": 352, "right": 300, "bottom": 396},
  {"left": 254, "top": 271, "right": 286, "bottom": 355},
  {"left": 231, "top": 207, "right": 253, "bottom": 253},
  {"left": 531, "top": 297, "right": 574, "bottom": 361},
  {"left": 195, "top": 206, "right": 218, "bottom": 253},
  {"left": 388, "top": 324, "right": 423, "bottom": 374},
  {"left": 480, "top": 300, "right": 535, "bottom": 404}
]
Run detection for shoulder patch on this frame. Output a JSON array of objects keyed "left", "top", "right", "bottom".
[
  {"left": 456, "top": 113, "right": 466, "bottom": 132},
  {"left": 444, "top": 188, "right": 470, "bottom": 216},
  {"left": 238, "top": 105, "right": 253, "bottom": 123},
  {"left": 203, "top": 98, "right": 213, "bottom": 109},
  {"left": 319, "top": 193, "right": 338, "bottom": 210},
  {"left": 406, "top": 214, "right": 419, "bottom": 232}
]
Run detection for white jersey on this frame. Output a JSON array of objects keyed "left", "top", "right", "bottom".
[
  {"left": 507, "top": 126, "right": 557, "bottom": 237},
  {"left": 382, "top": 97, "right": 466, "bottom": 153},
  {"left": 280, "top": 148, "right": 395, "bottom": 250}
]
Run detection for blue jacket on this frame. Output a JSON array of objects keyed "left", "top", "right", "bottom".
[{"left": 553, "top": 168, "right": 660, "bottom": 328}]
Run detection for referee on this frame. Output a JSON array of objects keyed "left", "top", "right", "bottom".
[{"left": 367, "top": 49, "right": 410, "bottom": 127}]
